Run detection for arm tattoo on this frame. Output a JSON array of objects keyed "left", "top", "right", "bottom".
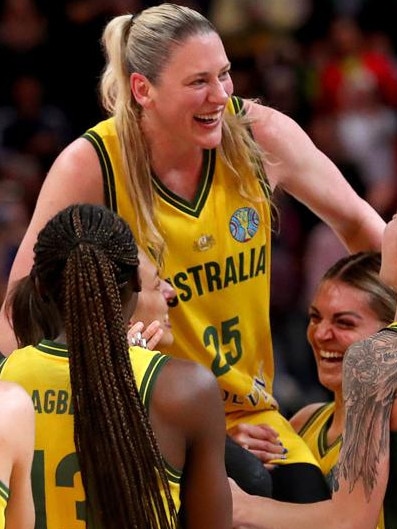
[{"left": 333, "top": 328, "right": 397, "bottom": 500}]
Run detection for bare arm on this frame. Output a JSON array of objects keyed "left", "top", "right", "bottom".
[
  {"left": 0, "top": 138, "right": 104, "bottom": 355},
  {"left": 152, "top": 359, "right": 232, "bottom": 529},
  {"left": 245, "top": 100, "right": 385, "bottom": 253},
  {"left": 231, "top": 330, "right": 396, "bottom": 529},
  {"left": 1, "top": 382, "right": 35, "bottom": 529}
]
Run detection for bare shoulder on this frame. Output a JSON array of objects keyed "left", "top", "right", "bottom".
[
  {"left": 44, "top": 137, "right": 104, "bottom": 203},
  {"left": 6, "top": 136, "right": 104, "bottom": 288},
  {"left": 153, "top": 357, "right": 224, "bottom": 432},
  {"left": 243, "top": 98, "right": 313, "bottom": 147},
  {"left": 343, "top": 328, "right": 397, "bottom": 392},
  {"left": 0, "top": 381, "right": 33, "bottom": 422},
  {"left": 160, "top": 357, "right": 221, "bottom": 405},
  {"left": 242, "top": 98, "right": 319, "bottom": 188},
  {"left": 0, "top": 382, "right": 34, "bottom": 459},
  {"left": 342, "top": 329, "right": 397, "bottom": 421},
  {"left": 289, "top": 402, "right": 325, "bottom": 433}
]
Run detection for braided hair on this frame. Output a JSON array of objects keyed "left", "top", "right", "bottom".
[{"left": 9, "top": 204, "right": 178, "bottom": 529}]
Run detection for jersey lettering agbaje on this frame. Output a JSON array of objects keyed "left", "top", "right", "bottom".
[{"left": 0, "top": 341, "right": 181, "bottom": 529}]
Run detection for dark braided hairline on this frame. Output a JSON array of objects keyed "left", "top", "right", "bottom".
[{"left": 34, "top": 204, "right": 178, "bottom": 528}]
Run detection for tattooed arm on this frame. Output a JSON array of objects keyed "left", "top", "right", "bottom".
[
  {"left": 335, "top": 329, "right": 397, "bottom": 499},
  {"left": 231, "top": 329, "right": 397, "bottom": 529}
]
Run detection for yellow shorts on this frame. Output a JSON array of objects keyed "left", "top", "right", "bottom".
[{"left": 226, "top": 408, "right": 319, "bottom": 467}]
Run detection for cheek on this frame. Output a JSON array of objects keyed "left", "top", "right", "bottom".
[
  {"left": 225, "top": 78, "right": 234, "bottom": 96},
  {"left": 336, "top": 331, "right": 367, "bottom": 351},
  {"left": 124, "top": 293, "right": 139, "bottom": 323},
  {"left": 306, "top": 326, "right": 315, "bottom": 346}
]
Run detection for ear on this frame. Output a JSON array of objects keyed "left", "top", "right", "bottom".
[{"left": 130, "top": 73, "right": 152, "bottom": 107}]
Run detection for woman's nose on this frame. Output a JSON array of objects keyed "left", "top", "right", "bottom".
[
  {"left": 161, "top": 279, "right": 176, "bottom": 306},
  {"left": 313, "top": 320, "right": 334, "bottom": 340},
  {"left": 208, "top": 79, "right": 229, "bottom": 104}
]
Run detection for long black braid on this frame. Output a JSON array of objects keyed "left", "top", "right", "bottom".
[{"left": 9, "top": 204, "right": 179, "bottom": 529}]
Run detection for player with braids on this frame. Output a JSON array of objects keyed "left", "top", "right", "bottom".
[
  {"left": 1, "top": 203, "right": 231, "bottom": 529},
  {"left": 0, "top": 3, "right": 386, "bottom": 501}
]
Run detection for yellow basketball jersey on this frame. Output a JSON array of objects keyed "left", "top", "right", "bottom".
[
  {"left": 298, "top": 403, "right": 341, "bottom": 486},
  {"left": 83, "top": 96, "right": 278, "bottom": 426},
  {"left": 0, "top": 341, "right": 181, "bottom": 529},
  {"left": 0, "top": 481, "right": 8, "bottom": 529},
  {"left": 299, "top": 402, "right": 384, "bottom": 529}
]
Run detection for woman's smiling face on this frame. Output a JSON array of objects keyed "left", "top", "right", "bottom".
[
  {"left": 136, "top": 31, "right": 234, "bottom": 150},
  {"left": 307, "top": 278, "right": 384, "bottom": 393},
  {"left": 132, "top": 252, "right": 176, "bottom": 347}
]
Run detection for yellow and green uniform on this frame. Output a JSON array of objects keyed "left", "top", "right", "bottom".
[
  {"left": 299, "top": 402, "right": 388, "bottom": 529},
  {"left": 0, "top": 481, "right": 8, "bottom": 529},
  {"left": 82, "top": 96, "right": 319, "bottom": 466},
  {"left": 0, "top": 340, "right": 181, "bottom": 529},
  {"left": 298, "top": 402, "right": 341, "bottom": 488}
]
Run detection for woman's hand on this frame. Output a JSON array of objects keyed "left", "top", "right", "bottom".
[
  {"left": 228, "top": 423, "right": 287, "bottom": 468},
  {"left": 127, "top": 320, "right": 164, "bottom": 351}
]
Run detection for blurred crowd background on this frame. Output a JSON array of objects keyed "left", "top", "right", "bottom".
[{"left": 1, "top": 0, "right": 397, "bottom": 415}]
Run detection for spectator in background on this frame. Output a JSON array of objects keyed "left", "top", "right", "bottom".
[
  {"left": 0, "top": 74, "right": 73, "bottom": 172},
  {"left": 316, "top": 16, "right": 397, "bottom": 113},
  {"left": 335, "top": 67, "right": 397, "bottom": 216},
  {"left": 0, "top": 178, "right": 29, "bottom": 305},
  {"left": 0, "top": 0, "right": 51, "bottom": 104}
]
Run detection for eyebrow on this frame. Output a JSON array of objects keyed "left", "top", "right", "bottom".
[
  {"left": 333, "top": 311, "right": 364, "bottom": 320},
  {"left": 309, "top": 306, "right": 364, "bottom": 320},
  {"left": 187, "top": 62, "right": 232, "bottom": 79}
]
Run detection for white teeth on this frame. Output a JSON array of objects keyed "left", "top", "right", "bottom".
[
  {"left": 195, "top": 112, "right": 220, "bottom": 120},
  {"left": 320, "top": 350, "right": 343, "bottom": 360}
]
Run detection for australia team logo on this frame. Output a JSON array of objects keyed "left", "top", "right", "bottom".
[
  {"left": 229, "top": 207, "right": 259, "bottom": 242},
  {"left": 193, "top": 233, "right": 215, "bottom": 252}
]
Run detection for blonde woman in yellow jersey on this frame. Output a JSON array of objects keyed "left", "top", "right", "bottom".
[
  {"left": 0, "top": 3, "right": 386, "bottom": 500},
  {"left": 3, "top": 204, "right": 231, "bottom": 529},
  {"left": 290, "top": 251, "right": 396, "bottom": 528},
  {"left": 0, "top": 381, "right": 35, "bottom": 529},
  {"left": 230, "top": 214, "right": 397, "bottom": 528}
]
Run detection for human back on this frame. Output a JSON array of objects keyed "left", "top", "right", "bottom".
[
  {"left": 0, "top": 380, "right": 35, "bottom": 529},
  {"left": 2, "top": 204, "right": 231, "bottom": 529}
]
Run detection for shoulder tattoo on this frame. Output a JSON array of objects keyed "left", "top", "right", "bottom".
[{"left": 333, "top": 328, "right": 397, "bottom": 499}]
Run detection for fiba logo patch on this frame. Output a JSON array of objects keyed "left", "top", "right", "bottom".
[{"left": 229, "top": 207, "right": 259, "bottom": 242}]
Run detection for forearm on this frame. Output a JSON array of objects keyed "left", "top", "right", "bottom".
[
  {"left": 234, "top": 496, "right": 362, "bottom": 529},
  {"left": 336, "top": 199, "right": 385, "bottom": 253}
]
